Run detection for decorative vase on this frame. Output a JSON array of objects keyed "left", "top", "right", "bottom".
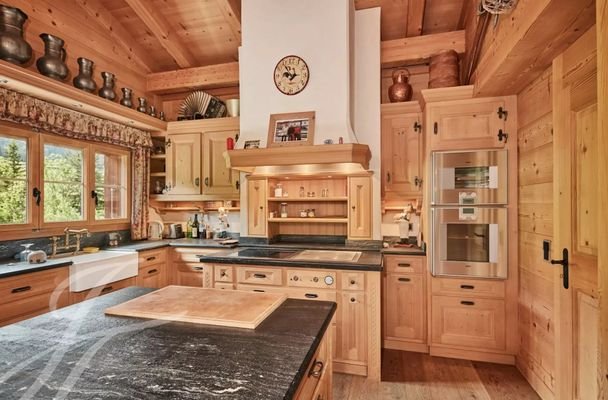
[
  {"left": 388, "top": 68, "right": 412, "bottom": 103},
  {"left": 0, "top": 5, "right": 32, "bottom": 65},
  {"left": 137, "top": 97, "right": 147, "bottom": 113},
  {"left": 72, "top": 57, "right": 97, "bottom": 93},
  {"left": 149, "top": 105, "right": 157, "bottom": 118},
  {"left": 98, "top": 71, "right": 116, "bottom": 100},
  {"left": 36, "top": 33, "right": 68, "bottom": 81},
  {"left": 120, "top": 87, "right": 133, "bottom": 108}
]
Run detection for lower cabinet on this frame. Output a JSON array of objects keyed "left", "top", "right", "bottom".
[
  {"left": 137, "top": 248, "right": 168, "bottom": 289},
  {"left": 69, "top": 277, "right": 135, "bottom": 304},
  {"left": 175, "top": 263, "right": 213, "bottom": 287},
  {"left": 334, "top": 292, "right": 367, "bottom": 371},
  {"left": 294, "top": 325, "right": 333, "bottom": 400}
]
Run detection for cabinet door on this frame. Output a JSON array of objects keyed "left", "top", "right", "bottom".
[
  {"left": 431, "top": 295, "right": 505, "bottom": 351},
  {"left": 381, "top": 113, "right": 422, "bottom": 197},
  {"left": 166, "top": 133, "right": 201, "bottom": 194},
  {"left": 137, "top": 263, "right": 166, "bottom": 289},
  {"left": 348, "top": 176, "right": 372, "bottom": 239},
  {"left": 385, "top": 274, "right": 425, "bottom": 342},
  {"left": 247, "top": 178, "right": 267, "bottom": 237},
  {"left": 174, "top": 263, "right": 212, "bottom": 287},
  {"left": 428, "top": 99, "right": 506, "bottom": 150},
  {"left": 335, "top": 292, "right": 367, "bottom": 364},
  {"left": 202, "top": 130, "right": 239, "bottom": 196}
]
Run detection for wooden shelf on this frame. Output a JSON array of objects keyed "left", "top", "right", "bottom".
[
  {"left": 267, "top": 197, "right": 348, "bottom": 202},
  {"left": 268, "top": 217, "right": 348, "bottom": 224},
  {"left": 204, "top": 207, "right": 240, "bottom": 212},
  {"left": 150, "top": 172, "right": 166, "bottom": 177},
  {"left": 151, "top": 154, "right": 167, "bottom": 159},
  {"left": 0, "top": 59, "right": 166, "bottom": 132},
  {"left": 158, "top": 207, "right": 201, "bottom": 212}
]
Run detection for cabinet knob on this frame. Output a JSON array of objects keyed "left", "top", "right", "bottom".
[
  {"left": 204, "top": 177, "right": 209, "bottom": 187},
  {"left": 350, "top": 297, "right": 356, "bottom": 303},
  {"left": 309, "top": 360, "right": 324, "bottom": 378},
  {"left": 350, "top": 279, "right": 356, "bottom": 285},
  {"left": 194, "top": 177, "right": 200, "bottom": 187}
]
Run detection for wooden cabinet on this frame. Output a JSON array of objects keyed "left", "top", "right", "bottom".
[
  {"left": 335, "top": 291, "right": 367, "bottom": 366},
  {"left": 294, "top": 326, "right": 333, "bottom": 400},
  {"left": 137, "top": 248, "right": 168, "bottom": 289},
  {"left": 166, "top": 132, "right": 202, "bottom": 194},
  {"left": 0, "top": 268, "right": 70, "bottom": 326},
  {"left": 381, "top": 102, "right": 423, "bottom": 199},
  {"left": 348, "top": 176, "right": 372, "bottom": 239},
  {"left": 202, "top": 130, "right": 239, "bottom": 196},
  {"left": 247, "top": 178, "right": 267, "bottom": 237},
  {"left": 174, "top": 264, "right": 213, "bottom": 287},
  {"left": 69, "top": 277, "right": 135, "bottom": 304}
]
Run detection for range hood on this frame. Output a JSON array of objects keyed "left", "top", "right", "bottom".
[{"left": 227, "top": 143, "right": 372, "bottom": 174}]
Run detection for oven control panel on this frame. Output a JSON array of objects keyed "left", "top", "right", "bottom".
[{"left": 287, "top": 270, "right": 337, "bottom": 289}]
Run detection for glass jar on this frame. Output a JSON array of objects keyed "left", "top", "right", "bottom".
[
  {"left": 308, "top": 209, "right": 316, "bottom": 218},
  {"left": 280, "top": 203, "right": 288, "bottom": 218},
  {"left": 274, "top": 183, "right": 283, "bottom": 197},
  {"left": 299, "top": 186, "right": 305, "bottom": 197},
  {"left": 300, "top": 209, "right": 308, "bottom": 218}
]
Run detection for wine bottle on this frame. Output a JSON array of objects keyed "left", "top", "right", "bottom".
[
  {"left": 186, "top": 217, "right": 192, "bottom": 238},
  {"left": 192, "top": 214, "right": 199, "bottom": 238}
]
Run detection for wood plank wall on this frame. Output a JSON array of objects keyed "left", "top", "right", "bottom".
[{"left": 516, "top": 67, "right": 555, "bottom": 400}]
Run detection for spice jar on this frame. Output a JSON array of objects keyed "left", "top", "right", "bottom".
[
  {"left": 280, "top": 203, "right": 288, "bottom": 218},
  {"left": 274, "top": 183, "right": 283, "bottom": 197},
  {"left": 300, "top": 209, "right": 308, "bottom": 218},
  {"left": 307, "top": 208, "right": 316, "bottom": 218}
]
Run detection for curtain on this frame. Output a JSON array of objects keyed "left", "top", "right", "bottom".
[{"left": 0, "top": 87, "right": 153, "bottom": 240}]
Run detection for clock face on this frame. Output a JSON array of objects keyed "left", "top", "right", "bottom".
[{"left": 273, "top": 55, "right": 310, "bottom": 95}]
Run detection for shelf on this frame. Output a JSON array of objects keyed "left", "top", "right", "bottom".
[
  {"left": 158, "top": 207, "right": 201, "bottom": 212},
  {"left": 268, "top": 217, "right": 348, "bottom": 224},
  {"left": 151, "top": 154, "right": 167, "bottom": 159},
  {"left": 204, "top": 207, "right": 241, "bottom": 212},
  {"left": 267, "top": 197, "right": 348, "bottom": 202},
  {"left": 150, "top": 172, "right": 166, "bottom": 177}
]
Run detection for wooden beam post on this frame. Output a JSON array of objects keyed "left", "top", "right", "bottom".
[
  {"left": 124, "top": 0, "right": 197, "bottom": 69},
  {"left": 406, "top": 0, "right": 426, "bottom": 37},
  {"left": 381, "top": 30, "right": 465, "bottom": 68},
  {"left": 597, "top": 0, "right": 608, "bottom": 398},
  {"left": 215, "top": 0, "right": 241, "bottom": 41},
  {"left": 146, "top": 62, "right": 240, "bottom": 94}
]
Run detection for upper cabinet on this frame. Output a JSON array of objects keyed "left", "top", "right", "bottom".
[
  {"left": 166, "top": 132, "right": 202, "bottom": 195},
  {"left": 381, "top": 102, "right": 423, "bottom": 199},
  {"left": 202, "top": 130, "right": 240, "bottom": 196}
]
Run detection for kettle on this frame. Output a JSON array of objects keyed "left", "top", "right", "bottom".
[{"left": 148, "top": 220, "right": 164, "bottom": 241}]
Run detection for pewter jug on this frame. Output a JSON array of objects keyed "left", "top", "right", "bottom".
[
  {"left": 73, "top": 57, "right": 97, "bottom": 93},
  {"left": 0, "top": 5, "right": 32, "bottom": 65},
  {"left": 36, "top": 33, "right": 68, "bottom": 81},
  {"left": 137, "top": 97, "right": 147, "bottom": 113},
  {"left": 98, "top": 71, "right": 116, "bottom": 100},
  {"left": 120, "top": 87, "right": 133, "bottom": 108}
]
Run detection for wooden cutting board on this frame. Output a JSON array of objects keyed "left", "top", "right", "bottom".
[{"left": 104, "top": 286, "right": 287, "bottom": 329}]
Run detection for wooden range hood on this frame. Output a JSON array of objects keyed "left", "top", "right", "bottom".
[{"left": 227, "top": 143, "right": 372, "bottom": 174}]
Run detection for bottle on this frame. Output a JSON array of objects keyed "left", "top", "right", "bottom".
[
  {"left": 186, "top": 217, "right": 192, "bottom": 238},
  {"left": 274, "top": 183, "right": 283, "bottom": 198},
  {"left": 200, "top": 223, "right": 207, "bottom": 239},
  {"left": 192, "top": 214, "right": 199, "bottom": 238}
]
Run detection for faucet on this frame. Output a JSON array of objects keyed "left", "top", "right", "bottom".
[{"left": 50, "top": 227, "right": 90, "bottom": 257}]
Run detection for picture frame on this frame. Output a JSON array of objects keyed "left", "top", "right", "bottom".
[
  {"left": 267, "top": 111, "right": 315, "bottom": 147},
  {"left": 243, "top": 140, "right": 261, "bottom": 149}
]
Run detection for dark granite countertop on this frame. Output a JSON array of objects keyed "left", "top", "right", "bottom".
[
  {"left": 0, "top": 258, "right": 72, "bottom": 279},
  {"left": 0, "top": 287, "right": 336, "bottom": 400},
  {"left": 381, "top": 245, "right": 426, "bottom": 256},
  {"left": 199, "top": 247, "right": 383, "bottom": 272},
  {"left": 106, "top": 238, "right": 239, "bottom": 252}
]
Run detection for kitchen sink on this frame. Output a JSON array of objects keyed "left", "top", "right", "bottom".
[
  {"left": 67, "top": 250, "right": 138, "bottom": 292},
  {"left": 290, "top": 250, "right": 362, "bottom": 262}
]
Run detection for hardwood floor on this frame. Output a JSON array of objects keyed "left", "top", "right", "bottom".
[{"left": 333, "top": 350, "right": 541, "bottom": 400}]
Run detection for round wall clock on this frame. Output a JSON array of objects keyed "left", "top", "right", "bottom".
[{"left": 273, "top": 55, "right": 310, "bottom": 95}]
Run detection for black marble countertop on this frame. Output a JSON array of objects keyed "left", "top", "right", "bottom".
[
  {"left": 199, "top": 247, "right": 383, "bottom": 272},
  {"left": 0, "top": 287, "right": 336, "bottom": 400}
]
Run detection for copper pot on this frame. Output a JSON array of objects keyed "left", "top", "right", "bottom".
[{"left": 388, "top": 68, "right": 413, "bottom": 103}]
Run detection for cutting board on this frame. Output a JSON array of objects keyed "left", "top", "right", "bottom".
[{"left": 104, "top": 286, "right": 287, "bottom": 329}]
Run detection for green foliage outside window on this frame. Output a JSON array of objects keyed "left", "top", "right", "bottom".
[{"left": 0, "top": 138, "right": 27, "bottom": 224}]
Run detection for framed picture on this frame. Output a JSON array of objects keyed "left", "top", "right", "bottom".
[
  {"left": 267, "top": 111, "right": 315, "bottom": 147},
  {"left": 243, "top": 140, "right": 261, "bottom": 149}
]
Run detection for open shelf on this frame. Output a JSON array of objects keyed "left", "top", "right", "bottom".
[
  {"left": 150, "top": 172, "right": 167, "bottom": 177},
  {"left": 151, "top": 154, "right": 167, "bottom": 159},
  {"left": 268, "top": 217, "right": 348, "bottom": 224},
  {"left": 204, "top": 207, "right": 241, "bottom": 212},
  {"left": 267, "top": 197, "right": 348, "bottom": 202}
]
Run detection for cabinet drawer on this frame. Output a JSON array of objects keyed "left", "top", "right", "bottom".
[
  {"left": 172, "top": 248, "right": 221, "bottom": 263},
  {"left": 431, "top": 295, "right": 505, "bottom": 351},
  {"left": 70, "top": 277, "right": 135, "bottom": 304},
  {"left": 431, "top": 277, "right": 505, "bottom": 299},
  {"left": 137, "top": 263, "right": 166, "bottom": 289},
  {"left": 236, "top": 284, "right": 286, "bottom": 294},
  {"left": 236, "top": 266, "right": 282, "bottom": 286},
  {"left": 0, "top": 268, "right": 68, "bottom": 301},
  {"left": 138, "top": 249, "right": 167, "bottom": 266},
  {"left": 286, "top": 288, "right": 337, "bottom": 302},
  {"left": 384, "top": 255, "right": 425, "bottom": 274},
  {"left": 174, "top": 263, "right": 212, "bottom": 287},
  {"left": 214, "top": 265, "right": 234, "bottom": 283},
  {"left": 340, "top": 271, "right": 365, "bottom": 291},
  {"left": 295, "top": 333, "right": 330, "bottom": 400},
  {"left": 287, "top": 269, "right": 336, "bottom": 289},
  {"left": 214, "top": 282, "right": 235, "bottom": 290}
]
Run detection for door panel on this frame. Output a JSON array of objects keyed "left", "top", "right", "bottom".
[
  {"left": 247, "top": 179, "right": 267, "bottom": 236},
  {"left": 202, "top": 130, "right": 239, "bottom": 196},
  {"left": 166, "top": 133, "right": 201, "bottom": 194}
]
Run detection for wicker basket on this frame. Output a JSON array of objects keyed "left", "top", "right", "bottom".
[
  {"left": 482, "top": 0, "right": 517, "bottom": 14},
  {"left": 429, "top": 50, "right": 460, "bottom": 89}
]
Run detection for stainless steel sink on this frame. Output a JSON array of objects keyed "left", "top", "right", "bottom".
[{"left": 290, "top": 250, "right": 362, "bottom": 262}]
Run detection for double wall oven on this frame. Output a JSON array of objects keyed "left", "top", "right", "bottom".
[{"left": 430, "top": 150, "right": 508, "bottom": 279}]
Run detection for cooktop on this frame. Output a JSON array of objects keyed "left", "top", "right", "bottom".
[{"left": 235, "top": 248, "right": 297, "bottom": 259}]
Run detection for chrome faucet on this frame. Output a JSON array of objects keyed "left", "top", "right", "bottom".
[{"left": 50, "top": 227, "right": 91, "bottom": 257}]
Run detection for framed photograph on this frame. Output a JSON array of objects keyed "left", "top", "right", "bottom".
[
  {"left": 243, "top": 140, "right": 261, "bottom": 149},
  {"left": 267, "top": 111, "right": 315, "bottom": 147}
]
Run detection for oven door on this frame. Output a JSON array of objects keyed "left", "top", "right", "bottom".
[
  {"left": 431, "top": 207, "right": 507, "bottom": 279},
  {"left": 432, "top": 150, "right": 508, "bottom": 205}
]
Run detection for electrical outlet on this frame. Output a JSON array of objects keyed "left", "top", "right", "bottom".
[{"left": 543, "top": 240, "right": 551, "bottom": 261}]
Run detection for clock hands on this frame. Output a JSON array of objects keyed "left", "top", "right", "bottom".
[{"left": 282, "top": 65, "right": 298, "bottom": 81}]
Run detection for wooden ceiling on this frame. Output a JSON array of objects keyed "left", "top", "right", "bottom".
[{"left": 80, "top": 0, "right": 464, "bottom": 73}]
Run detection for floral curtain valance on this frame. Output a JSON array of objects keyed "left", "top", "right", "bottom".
[
  {"left": 0, "top": 87, "right": 152, "bottom": 149},
  {"left": 0, "top": 87, "right": 152, "bottom": 240}
]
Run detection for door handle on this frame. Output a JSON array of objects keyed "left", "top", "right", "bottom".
[
  {"left": 32, "top": 187, "right": 41, "bottom": 206},
  {"left": 414, "top": 176, "right": 421, "bottom": 187},
  {"left": 91, "top": 190, "right": 99, "bottom": 206},
  {"left": 204, "top": 177, "right": 209, "bottom": 187},
  {"left": 497, "top": 129, "right": 508, "bottom": 143},
  {"left": 551, "top": 248, "right": 569, "bottom": 289},
  {"left": 413, "top": 121, "right": 422, "bottom": 133},
  {"left": 195, "top": 177, "right": 200, "bottom": 187},
  {"left": 387, "top": 172, "right": 391, "bottom": 183}
]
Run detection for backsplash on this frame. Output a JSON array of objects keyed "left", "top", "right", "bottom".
[{"left": 0, "top": 230, "right": 131, "bottom": 261}]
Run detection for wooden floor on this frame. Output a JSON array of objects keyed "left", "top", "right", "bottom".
[{"left": 333, "top": 350, "right": 541, "bottom": 400}]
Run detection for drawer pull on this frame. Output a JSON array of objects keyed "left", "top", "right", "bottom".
[
  {"left": 350, "top": 297, "right": 356, "bottom": 303},
  {"left": 220, "top": 271, "right": 228, "bottom": 277},
  {"left": 309, "top": 360, "right": 324, "bottom": 378},
  {"left": 146, "top": 256, "right": 156, "bottom": 262},
  {"left": 253, "top": 289, "right": 265, "bottom": 293},
  {"left": 460, "top": 284, "right": 475, "bottom": 290},
  {"left": 148, "top": 269, "right": 158, "bottom": 274},
  {"left": 11, "top": 285, "right": 32, "bottom": 294},
  {"left": 101, "top": 286, "right": 113, "bottom": 293},
  {"left": 398, "top": 277, "right": 411, "bottom": 282},
  {"left": 350, "top": 279, "right": 356, "bottom": 285},
  {"left": 305, "top": 293, "right": 318, "bottom": 299},
  {"left": 253, "top": 273, "right": 267, "bottom": 279},
  {"left": 460, "top": 300, "right": 475, "bottom": 306},
  {"left": 397, "top": 263, "right": 411, "bottom": 267},
  {"left": 193, "top": 267, "right": 204, "bottom": 271}
]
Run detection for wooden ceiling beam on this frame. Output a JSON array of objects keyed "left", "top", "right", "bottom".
[
  {"left": 215, "top": 0, "right": 241, "bottom": 41},
  {"left": 74, "top": 0, "right": 155, "bottom": 73},
  {"left": 473, "top": 0, "right": 596, "bottom": 97},
  {"left": 406, "top": 0, "right": 426, "bottom": 36},
  {"left": 124, "top": 0, "right": 197, "bottom": 69},
  {"left": 147, "top": 62, "right": 239, "bottom": 94},
  {"left": 381, "top": 30, "right": 465, "bottom": 67}
]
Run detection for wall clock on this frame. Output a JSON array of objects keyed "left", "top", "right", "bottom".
[{"left": 273, "top": 55, "right": 310, "bottom": 95}]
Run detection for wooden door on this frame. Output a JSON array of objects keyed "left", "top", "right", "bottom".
[
  {"left": 202, "top": 130, "right": 239, "bottom": 196},
  {"left": 381, "top": 112, "right": 422, "bottom": 198},
  {"left": 428, "top": 98, "right": 506, "bottom": 150},
  {"left": 247, "top": 178, "right": 267, "bottom": 237},
  {"left": 552, "top": 34, "right": 599, "bottom": 400},
  {"left": 384, "top": 274, "right": 425, "bottom": 342},
  {"left": 348, "top": 176, "right": 372, "bottom": 239},
  {"left": 335, "top": 292, "right": 367, "bottom": 364},
  {"left": 166, "top": 133, "right": 201, "bottom": 194},
  {"left": 137, "top": 263, "right": 166, "bottom": 289}
]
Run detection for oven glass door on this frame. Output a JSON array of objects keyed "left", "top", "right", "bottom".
[
  {"left": 431, "top": 207, "right": 507, "bottom": 279},
  {"left": 432, "top": 150, "right": 508, "bottom": 205}
]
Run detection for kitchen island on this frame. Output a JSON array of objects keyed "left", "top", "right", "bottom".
[{"left": 0, "top": 287, "right": 335, "bottom": 400}]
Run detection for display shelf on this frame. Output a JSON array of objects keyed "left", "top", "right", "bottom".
[
  {"left": 268, "top": 217, "right": 348, "bottom": 224},
  {"left": 267, "top": 197, "right": 348, "bottom": 202},
  {"left": 151, "top": 154, "right": 167, "bottom": 159},
  {"left": 203, "top": 207, "right": 241, "bottom": 212},
  {"left": 150, "top": 172, "right": 166, "bottom": 177}
]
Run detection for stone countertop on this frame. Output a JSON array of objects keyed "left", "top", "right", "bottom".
[
  {"left": 199, "top": 247, "right": 383, "bottom": 272},
  {"left": 0, "top": 258, "right": 72, "bottom": 279},
  {"left": 105, "top": 238, "right": 239, "bottom": 252},
  {"left": 0, "top": 287, "right": 336, "bottom": 400},
  {"left": 381, "top": 245, "right": 426, "bottom": 256}
]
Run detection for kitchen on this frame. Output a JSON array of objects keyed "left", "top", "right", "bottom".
[{"left": 0, "top": 0, "right": 605, "bottom": 399}]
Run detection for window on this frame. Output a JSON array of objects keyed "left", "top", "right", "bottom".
[
  {"left": 43, "top": 142, "right": 85, "bottom": 223},
  {"left": 93, "top": 149, "right": 128, "bottom": 220},
  {"left": 0, "top": 134, "right": 28, "bottom": 225}
]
